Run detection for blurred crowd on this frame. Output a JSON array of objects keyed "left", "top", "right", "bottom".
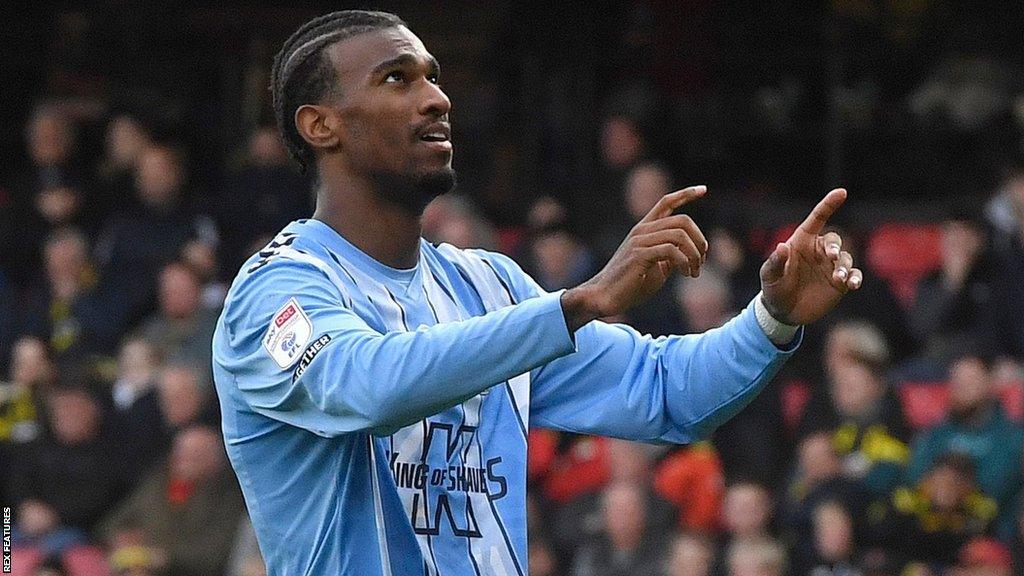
[
  {"left": 515, "top": 118, "right": 1024, "bottom": 576},
  {"left": 3, "top": 2, "right": 1024, "bottom": 576},
  {"left": 1, "top": 96, "right": 1023, "bottom": 576}
]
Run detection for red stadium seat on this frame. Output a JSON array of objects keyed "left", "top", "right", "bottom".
[
  {"left": 754, "top": 223, "right": 800, "bottom": 259},
  {"left": 497, "top": 226, "right": 526, "bottom": 256},
  {"left": 898, "top": 380, "right": 1024, "bottom": 430},
  {"left": 997, "top": 380, "right": 1024, "bottom": 424},
  {"left": 897, "top": 381, "right": 950, "bottom": 431},
  {"left": 10, "top": 546, "right": 42, "bottom": 576},
  {"left": 867, "top": 223, "right": 943, "bottom": 307},
  {"left": 62, "top": 546, "right": 110, "bottom": 576},
  {"left": 9, "top": 545, "right": 109, "bottom": 576}
]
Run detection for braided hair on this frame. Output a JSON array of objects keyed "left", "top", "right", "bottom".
[{"left": 271, "top": 10, "right": 406, "bottom": 174}]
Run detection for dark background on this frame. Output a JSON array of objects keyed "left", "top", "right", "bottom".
[{"left": 4, "top": 1, "right": 1023, "bottom": 226}]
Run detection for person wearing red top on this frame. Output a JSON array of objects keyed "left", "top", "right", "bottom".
[{"left": 653, "top": 442, "right": 725, "bottom": 533}]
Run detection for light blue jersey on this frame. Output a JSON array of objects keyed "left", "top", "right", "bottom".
[{"left": 211, "top": 218, "right": 800, "bottom": 575}]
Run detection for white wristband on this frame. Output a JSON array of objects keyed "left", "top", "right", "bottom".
[{"left": 754, "top": 292, "right": 800, "bottom": 346}]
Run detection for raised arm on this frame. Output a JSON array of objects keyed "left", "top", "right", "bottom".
[
  {"left": 216, "top": 187, "right": 860, "bottom": 442},
  {"left": 562, "top": 187, "right": 860, "bottom": 328},
  {"left": 214, "top": 187, "right": 711, "bottom": 438},
  {"left": 525, "top": 188, "right": 863, "bottom": 442},
  {"left": 214, "top": 259, "right": 577, "bottom": 437}
]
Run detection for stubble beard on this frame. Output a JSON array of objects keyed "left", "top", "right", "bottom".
[{"left": 371, "top": 165, "right": 457, "bottom": 215}]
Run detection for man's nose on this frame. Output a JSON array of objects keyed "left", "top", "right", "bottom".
[{"left": 419, "top": 81, "right": 451, "bottom": 118}]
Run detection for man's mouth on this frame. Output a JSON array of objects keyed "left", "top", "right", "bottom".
[{"left": 416, "top": 122, "right": 452, "bottom": 150}]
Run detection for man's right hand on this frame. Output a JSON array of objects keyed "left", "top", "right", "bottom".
[{"left": 562, "top": 185, "right": 709, "bottom": 331}]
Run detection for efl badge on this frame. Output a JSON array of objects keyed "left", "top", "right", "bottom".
[{"left": 263, "top": 297, "right": 313, "bottom": 368}]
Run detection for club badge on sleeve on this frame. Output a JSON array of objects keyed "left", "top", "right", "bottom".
[{"left": 263, "top": 297, "right": 314, "bottom": 368}]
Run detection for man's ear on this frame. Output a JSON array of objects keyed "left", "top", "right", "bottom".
[{"left": 295, "top": 104, "right": 342, "bottom": 152}]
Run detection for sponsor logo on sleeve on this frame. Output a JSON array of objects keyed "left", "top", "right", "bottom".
[
  {"left": 263, "top": 298, "right": 313, "bottom": 368},
  {"left": 292, "top": 334, "right": 333, "bottom": 382}
]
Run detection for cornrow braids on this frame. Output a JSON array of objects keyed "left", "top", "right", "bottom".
[{"left": 271, "top": 10, "right": 406, "bottom": 174}]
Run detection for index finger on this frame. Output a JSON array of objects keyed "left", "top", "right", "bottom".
[
  {"left": 797, "top": 188, "right": 847, "bottom": 235},
  {"left": 639, "top": 185, "right": 707, "bottom": 224}
]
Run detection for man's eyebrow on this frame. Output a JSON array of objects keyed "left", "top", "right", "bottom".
[{"left": 371, "top": 53, "right": 440, "bottom": 76}]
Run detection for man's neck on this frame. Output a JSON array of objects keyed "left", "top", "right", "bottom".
[{"left": 312, "top": 169, "right": 423, "bottom": 270}]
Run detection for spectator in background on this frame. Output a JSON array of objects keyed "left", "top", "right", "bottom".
[
  {"left": 715, "top": 481, "right": 778, "bottom": 575},
  {"left": 107, "top": 546, "right": 164, "bottom": 576},
  {"left": 781, "top": 433, "right": 870, "bottom": 574},
  {"left": 109, "top": 337, "right": 160, "bottom": 413},
  {"left": 984, "top": 163, "right": 1024, "bottom": 255},
  {"left": 909, "top": 211, "right": 996, "bottom": 367},
  {"left": 571, "top": 482, "right": 667, "bottom": 576},
  {"left": 157, "top": 363, "right": 216, "bottom": 432},
  {"left": 421, "top": 193, "right": 498, "bottom": 250},
  {"left": 807, "top": 500, "right": 862, "bottom": 576},
  {"left": 663, "top": 532, "right": 716, "bottom": 576},
  {"left": 529, "top": 431, "right": 610, "bottom": 508},
  {"left": 136, "top": 262, "right": 218, "bottom": 372},
  {"left": 822, "top": 320, "right": 892, "bottom": 376},
  {"left": 2, "top": 105, "right": 86, "bottom": 290},
  {"left": 0, "top": 337, "right": 52, "bottom": 515},
  {"left": 13, "top": 180, "right": 90, "bottom": 293},
  {"left": 528, "top": 223, "right": 595, "bottom": 291},
  {"left": 10, "top": 499, "right": 106, "bottom": 576},
  {"left": 624, "top": 163, "right": 672, "bottom": 225},
  {"left": 527, "top": 429, "right": 611, "bottom": 571},
  {"left": 796, "top": 229, "right": 916, "bottom": 382},
  {"left": 547, "top": 439, "right": 674, "bottom": 565},
  {"left": 0, "top": 337, "right": 53, "bottom": 444},
  {"left": 954, "top": 538, "right": 1014, "bottom": 576},
  {"left": 94, "top": 143, "right": 218, "bottom": 322},
  {"left": 548, "top": 434, "right": 667, "bottom": 557},
  {"left": 182, "top": 238, "right": 228, "bottom": 311},
  {"left": 653, "top": 442, "right": 725, "bottom": 534},
  {"left": 906, "top": 352, "right": 1024, "bottom": 516},
  {"left": 523, "top": 195, "right": 566, "bottom": 230},
  {"left": 33, "top": 183, "right": 85, "bottom": 232},
  {"left": 580, "top": 114, "right": 649, "bottom": 254},
  {"left": 705, "top": 223, "right": 762, "bottom": 311},
  {"left": 108, "top": 337, "right": 168, "bottom": 483},
  {"left": 675, "top": 267, "right": 733, "bottom": 334},
  {"left": 602, "top": 116, "right": 646, "bottom": 173},
  {"left": 799, "top": 321, "right": 910, "bottom": 497},
  {"left": 8, "top": 384, "right": 127, "bottom": 536},
  {"left": 95, "top": 114, "right": 152, "bottom": 222},
  {"left": 872, "top": 454, "right": 998, "bottom": 568},
  {"left": 676, "top": 269, "right": 787, "bottom": 485},
  {"left": 100, "top": 426, "right": 246, "bottom": 576},
  {"left": 514, "top": 198, "right": 599, "bottom": 319},
  {"left": 985, "top": 165, "right": 1024, "bottom": 360},
  {"left": 528, "top": 538, "right": 558, "bottom": 576},
  {"left": 218, "top": 125, "right": 310, "bottom": 273},
  {"left": 19, "top": 105, "right": 80, "bottom": 196},
  {"left": 602, "top": 163, "right": 686, "bottom": 336},
  {"left": 592, "top": 161, "right": 673, "bottom": 260},
  {"left": 725, "top": 537, "right": 787, "bottom": 576},
  {"left": 721, "top": 481, "right": 775, "bottom": 543},
  {"left": 18, "top": 228, "right": 128, "bottom": 358}
]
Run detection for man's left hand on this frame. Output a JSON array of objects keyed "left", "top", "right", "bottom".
[{"left": 759, "top": 188, "right": 863, "bottom": 326}]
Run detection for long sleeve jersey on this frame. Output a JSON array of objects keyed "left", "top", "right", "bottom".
[{"left": 211, "top": 218, "right": 800, "bottom": 575}]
